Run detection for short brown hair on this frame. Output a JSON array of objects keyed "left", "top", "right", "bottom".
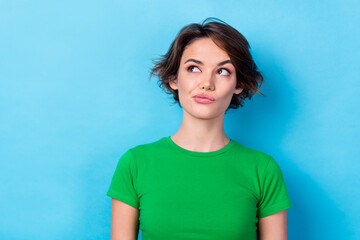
[{"left": 149, "top": 17, "right": 264, "bottom": 110}]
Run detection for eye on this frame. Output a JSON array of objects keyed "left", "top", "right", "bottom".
[
  {"left": 218, "top": 68, "right": 231, "bottom": 76},
  {"left": 187, "top": 65, "right": 201, "bottom": 72}
]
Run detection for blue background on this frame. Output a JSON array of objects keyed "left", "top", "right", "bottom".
[{"left": 1, "top": 0, "right": 359, "bottom": 239}]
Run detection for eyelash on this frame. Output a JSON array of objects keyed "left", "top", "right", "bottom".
[{"left": 187, "top": 65, "right": 231, "bottom": 75}]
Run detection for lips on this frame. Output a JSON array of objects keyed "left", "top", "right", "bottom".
[{"left": 193, "top": 94, "right": 215, "bottom": 101}]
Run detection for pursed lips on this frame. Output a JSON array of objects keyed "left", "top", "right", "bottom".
[{"left": 193, "top": 94, "right": 215, "bottom": 101}]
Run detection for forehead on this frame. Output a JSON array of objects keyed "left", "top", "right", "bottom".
[{"left": 181, "top": 37, "right": 230, "bottom": 63}]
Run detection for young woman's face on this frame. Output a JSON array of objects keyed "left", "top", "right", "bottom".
[{"left": 170, "top": 37, "right": 243, "bottom": 119}]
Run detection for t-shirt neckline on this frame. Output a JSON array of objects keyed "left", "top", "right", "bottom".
[{"left": 164, "top": 135, "right": 235, "bottom": 157}]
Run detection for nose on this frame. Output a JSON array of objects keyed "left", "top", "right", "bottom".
[{"left": 201, "top": 71, "right": 215, "bottom": 90}]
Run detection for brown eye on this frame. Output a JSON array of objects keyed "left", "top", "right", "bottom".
[
  {"left": 187, "top": 65, "right": 201, "bottom": 72},
  {"left": 218, "top": 68, "right": 231, "bottom": 76}
]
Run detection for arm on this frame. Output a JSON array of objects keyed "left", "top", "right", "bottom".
[
  {"left": 110, "top": 198, "right": 140, "bottom": 240},
  {"left": 257, "top": 210, "right": 288, "bottom": 240}
]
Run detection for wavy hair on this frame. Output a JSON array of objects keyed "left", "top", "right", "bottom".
[{"left": 149, "top": 17, "right": 264, "bottom": 110}]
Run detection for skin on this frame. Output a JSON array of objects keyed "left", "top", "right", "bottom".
[
  {"left": 257, "top": 210, "right": 288, "bottom": 240},
  {"left": 169, "top": 37, "right": 243, "bottom": 152},
  {"left": 110, "top": 37, "right": 288, "bottom": 239},
  {"left": 110, "top": 199, "right": 139, "bottom": 240}
]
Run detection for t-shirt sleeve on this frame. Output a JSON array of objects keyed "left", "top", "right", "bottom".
[
  {"left": 106, "top": 149, "right": 140, "bottom": 209},
  {"left": 257, "top": 155, "right": 293, "bottom": 218}
]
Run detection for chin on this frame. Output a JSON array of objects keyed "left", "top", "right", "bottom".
[{"left": 188, "top": 108, "right": 224, "bottom": 119}]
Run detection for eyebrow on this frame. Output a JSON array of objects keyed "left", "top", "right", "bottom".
[{"left": 184, "top": 58, "right": 232, "bottom": 66}]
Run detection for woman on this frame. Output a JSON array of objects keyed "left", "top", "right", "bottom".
[{"left": 107, "top": 17, "right": 292, "bottom": 240}]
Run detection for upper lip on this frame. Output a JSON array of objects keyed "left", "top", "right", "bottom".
[{"left": 193, "top": 94, "right": 215, "bottom": 101}]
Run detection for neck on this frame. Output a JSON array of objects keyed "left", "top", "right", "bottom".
[{"left": 170, "top": 111, "right": 230, "bottom": 152}]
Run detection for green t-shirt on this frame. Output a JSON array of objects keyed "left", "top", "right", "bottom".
[{"left": 106, "top": 136, "right": 292, "bottom": 240}]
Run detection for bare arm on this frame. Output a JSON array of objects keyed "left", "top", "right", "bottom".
[
  {"left": 110, "top": 198, "right": 140, "bottom": 240},
  {"left": 257, "top": 210, "right": 288, "bottom": 240}
]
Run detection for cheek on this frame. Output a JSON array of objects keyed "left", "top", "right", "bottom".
[
  {"left": 218, "top": 80, "right": 237, "bottom": 96},
  {"left": 178, "top": 75, "right": 197, "bottom": 91},
  {"left": 223, "top": 91, "right": 235, "bottom": 103}
]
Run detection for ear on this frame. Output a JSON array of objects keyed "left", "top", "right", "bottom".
[
  {"left": 234, "top": 87, "right": 243, "bottom": 95},
  {"left": 169, "top": 78, "right": 178, "bottom": 91},
  {"left": 234, "top": 82, "right": 244, "bottom": 95}
]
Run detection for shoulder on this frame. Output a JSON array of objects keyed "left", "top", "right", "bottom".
[
  {"left": 232, "top": 142, "right": 286, "bottom": 180},
  {"left": 231, "top": 140, "right": 274, "bottom": 169},
  {"left": 126, "top": 136, "right": 168, "bottom": 158}
]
